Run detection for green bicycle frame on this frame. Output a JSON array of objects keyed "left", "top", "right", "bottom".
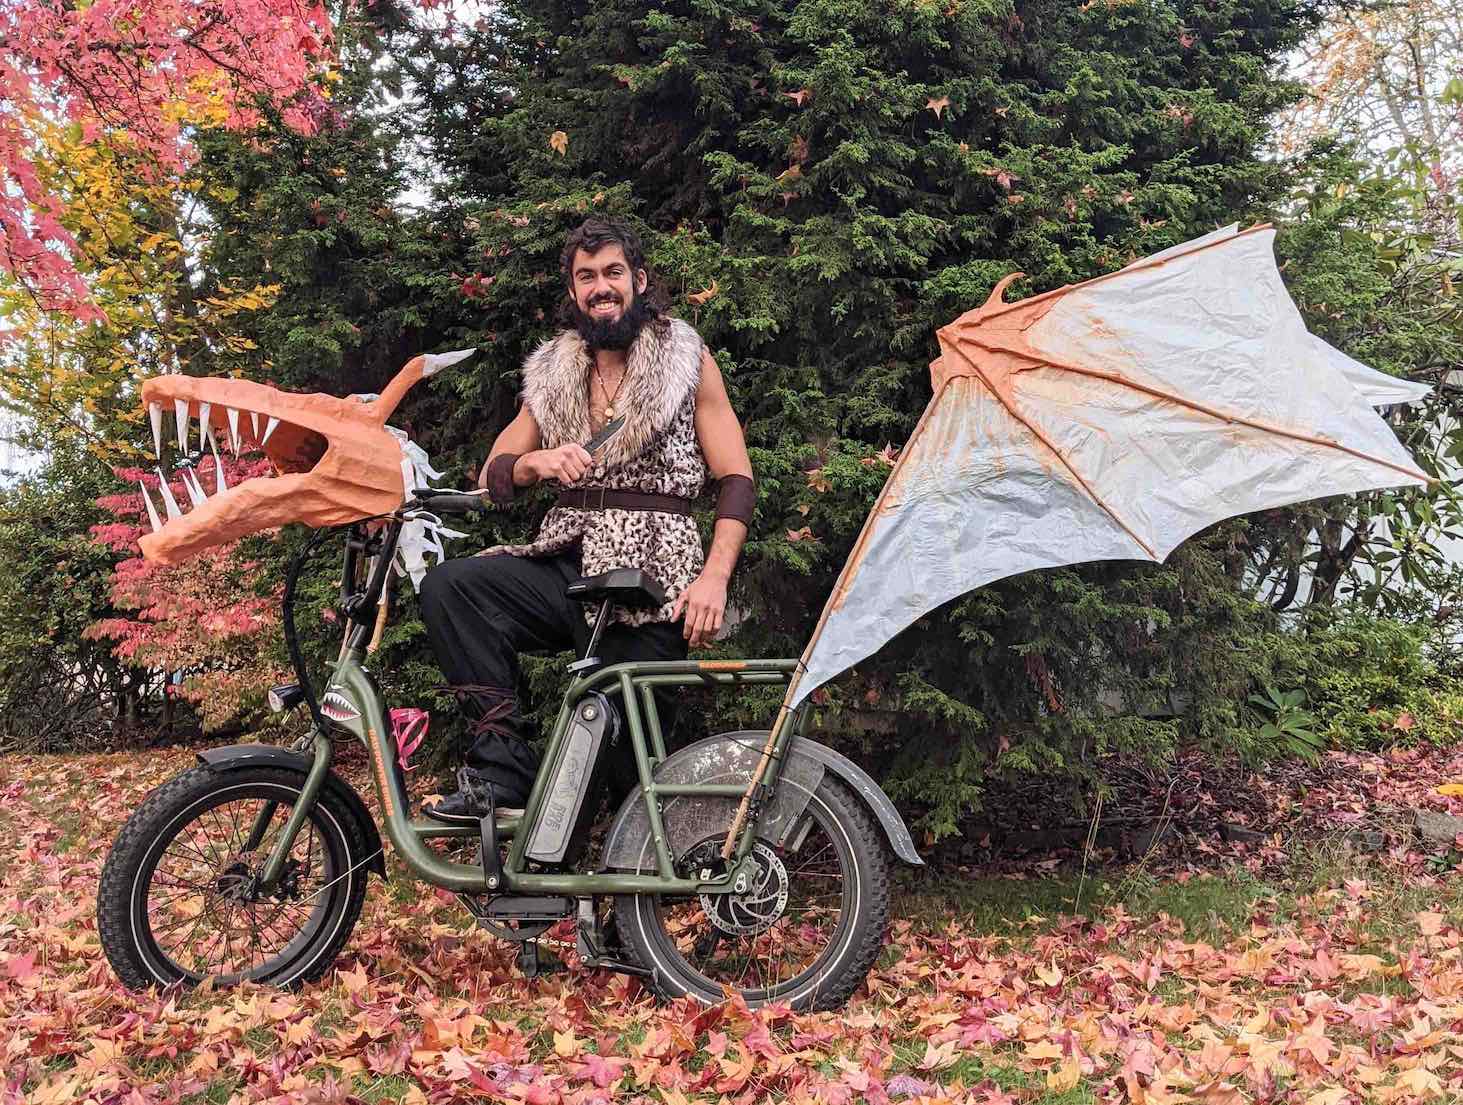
[{"left": 262, "top": 642, "right": 808, "bottom": 898}]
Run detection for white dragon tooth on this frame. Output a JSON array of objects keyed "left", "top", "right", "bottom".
[
  {"left": 260, "top": 416, "right": 279, "bottom": 445},
  {"left": 139, "top": 482, "right": 163, "bottom": 533},
  {"left": 198, "top": 402, "right": 212, "bottom": 450},
  {"left": 226, "top": 407, "right": 241, "bottom": 454},
  {"left": 181, "top": 467, "right": 207, "bottom": 508},
  {"left": 154, "top": 468, "right": 183, "bottom": 520},
  {"left": 250, "top": 411, "right": 260, "bottom": 440},
  {"left": 211, "top": 441, "right": 228, "bottom": 491},
  {"left": 149, "top": 403, "right": 163, "bottom": 460},
  {"left": 174, "top": 399, "right": 191, "bottom": 453}
]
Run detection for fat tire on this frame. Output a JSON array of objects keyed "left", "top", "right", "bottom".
[
  {"left": 614, "top": 775, "right": 891, "bottom": 1012},
  {"left": 97, "top": 764, "right": 370, "bottom": 991}
]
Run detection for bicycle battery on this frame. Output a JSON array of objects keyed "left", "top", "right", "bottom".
[{"left": 524, "top": 693, "right": 617, "bottom": 864}]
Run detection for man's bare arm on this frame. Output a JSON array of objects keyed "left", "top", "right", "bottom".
[
  {"left": 671, "top": 350, "right": 754, "bottom": 645},
  {"left": 477, "top": 406, "right": 594, "bottom": 495}
]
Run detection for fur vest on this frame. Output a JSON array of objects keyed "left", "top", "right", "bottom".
[{"left": 477, "top": 317, "right": 709, "bottom": 625}]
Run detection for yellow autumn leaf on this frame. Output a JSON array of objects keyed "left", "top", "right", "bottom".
[
  {"left": 553, "top": 1029, "right": 582, "bottom": 1058},
  {"left": 1046, "top": 1058, "right": 1081, "bottom": 1093},
  {"left": 1435, "top": 782, "right": 1463, "bottom": 796},
  {"left": 1035, "top": 959, "right": 1064, "bottom": 986},
  {"left": 549, "top": 129, "right": 569, "bottom": 155}
]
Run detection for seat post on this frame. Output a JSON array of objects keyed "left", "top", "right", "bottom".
[{"left": 579, "top": 598, "right": 614, "bottom": 664}]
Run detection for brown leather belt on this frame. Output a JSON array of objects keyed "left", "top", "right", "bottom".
[{"left": 555, "top": 487, "right": 695, "bottom": 515}]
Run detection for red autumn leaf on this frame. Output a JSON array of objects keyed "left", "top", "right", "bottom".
[{"left": 784, "top": 88, "right": 811, "bottom": 106}]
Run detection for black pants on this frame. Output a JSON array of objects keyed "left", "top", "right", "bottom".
[{"left": 418, "top": 551, "right": 686, "bottom": 803}]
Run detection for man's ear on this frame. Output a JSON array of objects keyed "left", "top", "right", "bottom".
[{"left": 635, "top": 269, "right": 648, "bottom": 294}]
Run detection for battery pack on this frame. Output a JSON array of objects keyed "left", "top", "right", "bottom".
[{"left": 524, "top": 693, "right": 616, "bottom": 864}]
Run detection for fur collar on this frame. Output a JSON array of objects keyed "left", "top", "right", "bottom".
[{"left": 521, "top": 317, "right": 703, "bottom": 472}]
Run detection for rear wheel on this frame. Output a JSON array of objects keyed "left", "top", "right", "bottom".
[
  {"left": 614, "top": 776, "right": 890, "bottom": 1011},
  {"left": 97, "top": 765, "right": 370, "bottom": 990}
]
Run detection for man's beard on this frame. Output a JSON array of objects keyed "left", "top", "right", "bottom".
[{"left": 571, "top": 291, "right": 655, "bottom": 351}]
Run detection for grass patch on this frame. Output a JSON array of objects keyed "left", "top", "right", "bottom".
[
  {"left": 353, "top": 1074, "right": 421, "bottom": 1102},
  {"left": 177, "top": 1075, "right": 240, "bottom": 1105},
  {"left": 899, "top": 868, "right": 1274, "bottom": 944}
]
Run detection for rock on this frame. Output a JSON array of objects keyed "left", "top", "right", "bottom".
[
  {"left": 1345, "top": 829, "right": 1387, "bottom": 852},
  {"left": 1414, "top": 809, "right": 1463, "bottom": 846},
  {"left": 1219, "top": 822, "right": 1267, "bottom": 846},
  {"left": 1132, "top": 823, "right": 1173, "bottom": 855}
]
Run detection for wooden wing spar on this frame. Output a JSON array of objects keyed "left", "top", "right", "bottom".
[{"left": 784, "top": 225, "right": 1431, "bottom": 709}]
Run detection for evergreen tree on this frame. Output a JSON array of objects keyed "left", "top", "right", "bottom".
[{"left": 399, "top": 0, "right": 1334, "bottom": 829}]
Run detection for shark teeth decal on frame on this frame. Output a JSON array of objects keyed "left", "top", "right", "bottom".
[
  {"left": 139, "top": 482, "right": 163, "bottom": 533},
  {"left": 154, "top": 468, "right": 183, "bottom": 520},
  {"left": 226, "top": 408, "right": 240, "bottom": 454},
  {"left": 149, "top": 403, "right": 163, "bottom": 460},
  {"left": 320, "top": 691, "right": 360, "bottom": 722},
  {"left": 174, "top": 399, "right": 191, "bottom": 454}
]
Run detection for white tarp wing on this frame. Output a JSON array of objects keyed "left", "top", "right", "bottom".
[{"left": 790, "top": 227, "right": 1430, "bottom": 707}]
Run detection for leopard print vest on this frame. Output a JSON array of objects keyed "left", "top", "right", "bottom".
[{"left": 477, "top": 317, "right": 708, "bottom": 625}]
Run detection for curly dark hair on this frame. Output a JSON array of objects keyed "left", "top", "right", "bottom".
[{"left": 556, "top": 217, "right": 667, "bottom": 328}]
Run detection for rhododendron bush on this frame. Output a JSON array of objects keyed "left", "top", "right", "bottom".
[{"left": 85, "top": 457, "right": 289, "bottom": 731}]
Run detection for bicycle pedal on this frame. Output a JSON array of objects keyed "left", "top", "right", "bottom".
[{"left": 516, "top": 940, "right": 565, "bottom": 979}]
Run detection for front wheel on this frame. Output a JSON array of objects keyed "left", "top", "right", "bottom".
[
  {"left": 97, "top": 765, "right": 370, "bottom": 990},
  {"left": 614, "top": 776, "right": 891, "bottom": 1011}
]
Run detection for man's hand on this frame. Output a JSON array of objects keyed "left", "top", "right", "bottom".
[
  {"left": 525, "top": 444, "right": 593, "bottom": 484},
  {"left": 670, "top": 571, "right": 728, "bottom": 647}
]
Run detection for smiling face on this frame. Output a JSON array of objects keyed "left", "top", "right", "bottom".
[{"left": 567, "top": 243, "right": 655, "bottom": 351}]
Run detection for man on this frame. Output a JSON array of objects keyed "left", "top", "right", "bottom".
[{"left": 418, "top": 217, "right": 755, "bottom": 822}]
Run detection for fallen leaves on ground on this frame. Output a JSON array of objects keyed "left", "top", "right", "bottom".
[{"left": 0, "top": 746, "right": 1460, "bottom": 1104}]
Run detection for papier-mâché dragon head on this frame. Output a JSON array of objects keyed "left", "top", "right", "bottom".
[{"left": 136, "top": 349, "right": 474, "bottom": 564}]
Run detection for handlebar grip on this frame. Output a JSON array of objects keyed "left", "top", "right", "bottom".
[{"left": 410, "top": 491, "right": 488, "bottom": 515}]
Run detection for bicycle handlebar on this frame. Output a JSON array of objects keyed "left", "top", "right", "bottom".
[{"left": 407, "top": 490, "right": 489, "bottom": 515}]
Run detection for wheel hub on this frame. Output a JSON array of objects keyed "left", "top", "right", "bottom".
[{"left": 697, "top": 841, "right": 789, "bottom": 936}]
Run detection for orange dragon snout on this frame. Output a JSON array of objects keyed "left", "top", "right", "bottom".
[{"left": 136, "top": 350, "right": 474, "bottom": 564}]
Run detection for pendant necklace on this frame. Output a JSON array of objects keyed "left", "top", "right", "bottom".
[{"left": 594, "top": 364, "right": 628, "bottom": 422}]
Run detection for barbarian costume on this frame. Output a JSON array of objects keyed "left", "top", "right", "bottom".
[
  {"left": 418, "top": 315, "right": 723, "bottom": 815},
  {"left": 479, "top": 316, "right": 708, "bottom": 624}
]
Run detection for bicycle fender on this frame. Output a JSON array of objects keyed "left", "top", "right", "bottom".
[
  {"left": 784, "top": 737, "right": 924, "bottom": 866},
  {"left": 196, "top": 745, "right": 388, "bottom": 879},
  {"left": 601, "top": 732, "right": 922, "bottom": 871}
]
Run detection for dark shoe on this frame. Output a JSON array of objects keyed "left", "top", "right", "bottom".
[{"left": 425, "top": 769, "right": 527, "bottom": 823}]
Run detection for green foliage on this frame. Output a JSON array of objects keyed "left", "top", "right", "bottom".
[
  {"left": 0, "top": 448, "right": 143, "bottom": 751},
  {"left": 1280, "top": 611, "right": 1463, "bottom": 750},
  {"left": 1246, "top": 685, "right": 1323, "bottom": 763}
]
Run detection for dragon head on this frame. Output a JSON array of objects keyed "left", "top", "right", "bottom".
[{"left": 136, "top": 349, "right": 474, "bottom": 564}]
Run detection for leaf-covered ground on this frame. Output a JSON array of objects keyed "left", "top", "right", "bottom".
[{"left": 1, "top": 746, "right": 1461, "bottom": 1105}]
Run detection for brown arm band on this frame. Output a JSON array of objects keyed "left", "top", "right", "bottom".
[
  {"left": 486, "top": 453, "right": 521, "bottom": 506},
  {"left": 714, "top": 473, "right": 756, "bottom": 527}
]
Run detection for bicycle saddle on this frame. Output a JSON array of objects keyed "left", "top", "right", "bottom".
[{"left": 565, "top": 568, "right": 667, "bottom": 610}]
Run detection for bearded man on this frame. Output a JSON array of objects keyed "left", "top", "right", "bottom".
[{"left": 418, "top": 217, "right": 755, "bottom": 822}]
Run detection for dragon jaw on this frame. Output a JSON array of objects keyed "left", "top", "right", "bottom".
[{"left": 136, "top": 350, "right": 474, "bottom": 564}]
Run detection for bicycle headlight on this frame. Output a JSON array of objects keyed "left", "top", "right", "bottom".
[{"left": 267, "top": 683, "right": 305, "bottom": 713}]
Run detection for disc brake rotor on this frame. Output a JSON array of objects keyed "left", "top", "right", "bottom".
[{"left": 698, "top": 841, "right": 789, "bottom": 936}]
